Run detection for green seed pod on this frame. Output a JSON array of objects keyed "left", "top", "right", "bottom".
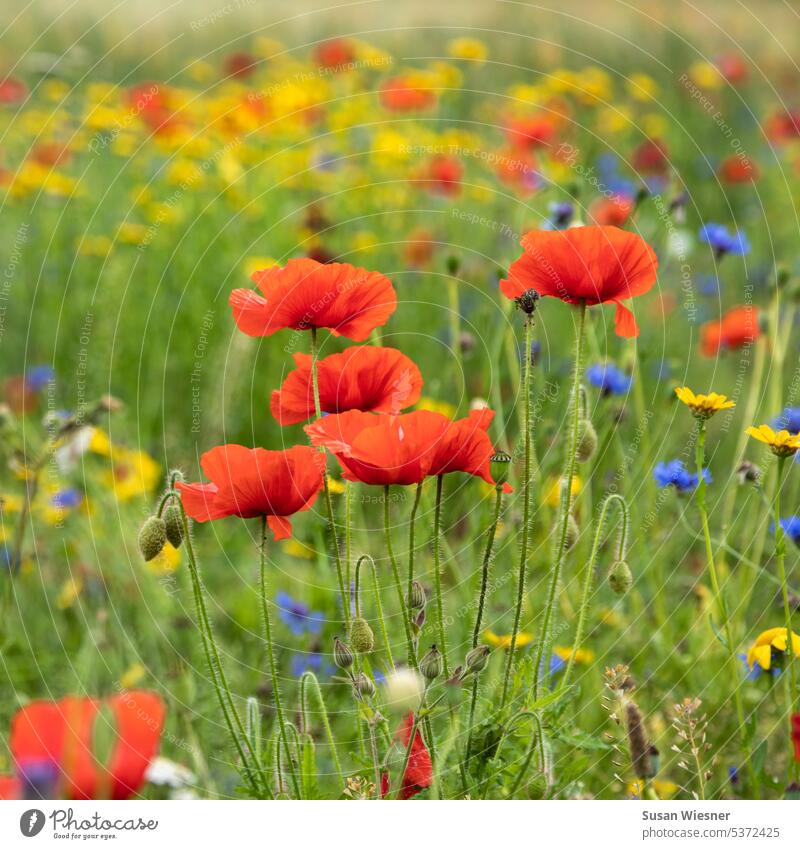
[
  {"left": 564, "top": 514, "right": 580, "bottom": 550},
  {"left": 333, "top": 636, "right": 354, "bottom": 671},
  {"left": 575, "top": 419, "right": 598, "bottom": 463},
  {"left": 490, "top": 450, "right": 512, "bottom": 487},
  {"left": 163, "top": 503, "right": 184, "bottom": 548},
  {"left": 407, "top": 579, "right": 426, "bottom": 611},
  {"left": 608, "top": 560, "right": 633, "bottom": 595},
  {"left": 464, "top": 644, "right": 490, "bottom": 676},
  {"left": 138, "top": 516, "right": 167, "bottom": 561},
  {"left": 349, "top": 617, "right": 375, "bottom": 654},
  {"left": 419, "top": 644, "right": 443, "bottom": 681},
  {"left": 352, "top": 672, "right": 376, "bottom": 700}
]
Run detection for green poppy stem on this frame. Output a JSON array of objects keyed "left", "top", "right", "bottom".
[
  {"left": 431, "top": 474, "right": 449, "bottom": 677},
  {"left": 384, "top": 486, "right": 417, "bottom": 667}
]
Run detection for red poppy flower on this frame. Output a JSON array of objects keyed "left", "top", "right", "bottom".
[
  {"left": 127, "top": 83, "right": 183, "bottom": 137},
  {"left": 632, "top": 138, "right": 669, "bottom": 175},
  {"left": 271, "top": 346, "right": 423, "bottom": 425},
  {"left": 504, "top": 114, "right": 556, "bottom": 149},
  {"left": 379, "top": 76, "right": 436, "bottom": 112},
  {"left": 494, "top": 146, "right": 540, "bottom": 194},
  {"left": 0, "top": 76, "right": 27, "bottom": 105},
  {"left": 719, "top": 154, "right": 759, "bottom": 183},
  {"left": 700, "top": 305, "right": 760, "bottom": 357},
  {"left": 404, "top": 228, "right": 437, "bottom": 267},
  {"left": 715, "top": 53, "right": 748, "bottom": 85},
  {"left": 305, "top": 408, "right": 505, "bottom": 488},
  {"left": 501, "top": 225, "right": 658, "bottom": 338},
  {"left": 230, "top": 258, "right": 397, "bottom": 342},
  {"left": 765, "top": 109, "right": 800, "bottom": 144},
  {"left": 0, "top": 691, "right": 164, "bottom": 800},
  {"left": 792, "top": 713, "right": 800, "bottom": 762},
  {"left": 420, "top": 155, "right": 463, "bottom": 196},
  {"left": 224, "top": 52, "right": 259, "bottom": 80},
  {"left": 315, "top": 39, "right": 356, "bottom": 70},
  {"left": 589, "top": 194, "right": 634, "bottom": 227},
  {"left": 176, "top": 444, "right": 325, "bottom": 540},
  {"left": 379, "top": 713, "right": 433, "bottom": 799}
]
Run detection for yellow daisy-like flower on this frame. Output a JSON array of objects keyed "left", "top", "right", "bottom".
[
  {"left": 544, "top": 475, "right": 582, "bottom": 508},
  {"left": 120, "top": 662, "right": 147, "bottom": 689},
  {"left": 553, "top": 646, "right": 595, "bottom": 665},
  {"left": 675, "top": 386, "right": 735, "bottom": 419},
  {"left": 746, "top": 627, "right": 800, "bottom": 671},
  {"left": 147, "top": 542, "right": 181, "bottom": 574},
  {"left": 484, "top": 630, "right": 534, "bottom": 650},
  {"left": 745, "top": 424, "right": 800, "bottom": 457},
  {"left": 627, "top": 779, "right": 679, "bottom": 799},
  {"left": 447, "top": 38, "right": 488, "bottom": 63}
]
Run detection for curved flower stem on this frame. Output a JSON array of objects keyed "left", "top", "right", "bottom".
[
  {"left": 394, "top": 684, "right": 430, "bottom": 799},
  {"left": 384, "top": 486, "right": 417, "bottom": 667},
  {"left": 310, "top": 326, "right": 349, "bottom": 629},
  {"left": 407, "top": 481, "right": 424, "bottom": 618},
  {"left": 259, "top": 515, "right": 302, "bottom": 798},
  {"left": 500, "top": 313, "right": 537, "bottom": 710},
  {"left": 531, "top": 301, "right": 587, "bottom": 702},
  {"left": 561, "top": 494, "right": 628, "bottom": 690},
  {"left": 773, "top": 457, "right": 798, "bottom": 780},
  {"left": 175, "top": 498, "right": 264, "bottom": 796},
  {"left": 694, "top": 420, "right": 757, "bottom": 795},
  {"left": 299, "top": 670, "right": 344, "bottom": 789},
  {"left": 465, "top": 484, "right": 504, "bottom": 762},
  {"left": 354, "top": 554, "right": 394, "bottom": 669},
  {"left": 431, "top": 474, "right": 449, "bottom": 677}
]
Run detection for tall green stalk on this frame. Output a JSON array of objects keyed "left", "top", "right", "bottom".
[
  {"left": 431, "top": 474, "right": 449, "bottom": 677},
  {"left": 694, "top": 420, "right": 757, "bottom": 794},
  {"left": 258, "top": 514, "right": 301, "bottom": 798},
  {"left": 532, "top": 301, "right": 587, "bottom": 701},
  {"left": 500, "top": 314, "right": 537, "bottom": 710},
  {"left": 384, "top": 486, "right": 417, "bottom": 667},
  {"left": 310, "top": 326, "right": 349, "bottom": 628}
]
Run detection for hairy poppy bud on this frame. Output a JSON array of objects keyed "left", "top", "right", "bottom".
[
  {"left": 490, "top": 450, "right": 512, "bottom": 487},
  {"left": 446, "top": 254, "right": 461, "bottom": 276},
  {"left": 608, "top": 560, "right": 633, "bottom": 595},
  {"left": 407, "top": 579, "right": 426, "bottom": 611},
  {"left": 333, "top": 636, "right": 354, "bottom": 670},
  {"left": 464, "top": 644, "right": 490, "bottom": 676},
  {"left": 352, "top": 672, "right": 376, "bottom": 700},
  {"left": 575, "top": 419, "right": 598, "bottom": 463},
  {"left": 163, "top": 504, "right": 184, "bottom": 548},
  {"left": 515, "top": 288, "right": 540, "bottom": 315},
  {"left": 564, "top": 514, "right": 579, "bottom": 550},
  {"left": 419, "top": 644, "right": 443, "bottom": 681},
  {"left": 138, "top": 516, "right": 166, "bottom": 561},
  {"left": 349, "top": 617, "right": 374, "bottom": 653}
]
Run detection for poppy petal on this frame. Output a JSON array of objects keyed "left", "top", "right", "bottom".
[
  {"left": 613, "top": 300, "right": 639, "bottom": 338},
  {"left": 267, "top": 515, "right": 293, "bottom": 540}
]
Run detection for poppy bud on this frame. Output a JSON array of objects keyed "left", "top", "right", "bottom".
[
  {"left": 138, "top": 516, "right": 167, "bottom": 561},
  {"left": 407, "top": 579, "right": 426, "bottom": 611},
  {"left": 608, "top": 559, "right": 633, "bottom": 595},
  {"left": 352, "top": 672, "right": 376, "bottom": 700},
  {"left": 736, "top": 460, "right": 761, "bottom": 484},
  {"left": 575, "top": 419, "right": 598, "bottom": 463},
  {"left": 349, "top": 617, "right": 375, "bottom": 653},
  {"left": 490, "top": 450, "right": 512, "bottom": 487},
  {"left": 419, "top": 644, "right": 443, "bottom": 681},
  {"left": 446, "top": 254, "right": 461, "bottom": 275},
  {"left": 564, "top": 514, "right": 579, "bottom": 550},
  {"left": 464, "top": 644, "right": 490, "bottom": 676},
  {"left": 776, "top": 263, "right": 791, "bottom": 290},
  {"left": 163, "top": 504, "right": 184, "bottom": 548},
  {"left": 333, "top": 636, "right": 354, "bottom": 670},
  {"left": 515, "top": 288, "right": 540, "bottom": 315},
  {"left": 460, "top": 331, "right": 476, "bottom": 354}
]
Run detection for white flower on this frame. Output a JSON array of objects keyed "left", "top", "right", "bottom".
[
  {"left": 144, "top": 757, "right": 195, "bottom": 789},
  {"left": 383, "top": 667, "right": 424, "bottom": 713}
]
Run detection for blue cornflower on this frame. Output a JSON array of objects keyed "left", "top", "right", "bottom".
[
  {"left": 25, "top": 365, "right": 54, "bottom": 392},
  {"left": 51, "top": 488, "right": 83, "bottom": 509},
  {"left": 276, "top": 591, "right": 324, "bottom": 636},
  {"left": 586, "top": 363, "right": 632, "bottom": 396},
  {"left": 770, "top": 407, "right": 800, "bottom": 433},
  {"left": 653, "top": 460, "right": 711, "bottom": 492},
  {"left": 290, "top": 651, "right": 333, "bottom": 678},
  {"left": 738, "top": 652, "right": 778, "bottom": 681},
  {"left": 772, "top": 517, "right": 800, "bottom": 546},
  {"left": 699, "top": 222, "right": 750, "bottom": 256},
  {"left": 545, "top": 201, "right": 575, "bottom": 230}
]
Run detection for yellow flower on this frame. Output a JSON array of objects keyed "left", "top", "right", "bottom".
[
  {"left": 244, "top": 256, "right": 278, "bottom": 277},
  {"left": 447, "top": 38, "right": 488, "bottom": 63},
  {"left": 326, "top": 477, "right": 346, "bottom": 495},
  {"left": 76, "top": 235, "right": 113, "bottom": 259},
  {"left": 120, "top": 662, "right": 147, "bottom": 689},
  {"left": 544, "top": 475, "right": 582, "bottom": 508},
  {"left": 689, "top": 61, "right": 723, "bottom": 90},
  {"left": 627, "top": 779, "right": 679, "bottom": 799},
  {"left": 148, "top": 542, "right": 181, "bottom": 574},
  {"left": 102, "top": 447, "right": 161, "bottom": 502},
  {"left": 117, "top": 223, "right": 148, "bottom": 246},
  {"left": 746, "top": 627, "right": 800, "bottom": 671},
  {"left": 484, "top": 630, "right": 533, "bottom": 649},
  {"left": 553, "top": 646, "right": 595, "bottom": 665},
  {"left": 416, "top": 398, "right": 457, "bottom": 418},
  {"left": 56, "top": 575, "right": 83, "bottom": 609},
  {"left": 746, "top": 424, "right": 800, "bottom": 457},
  {"left": 89, "top": 427, "right": 112, "bottom": 456},
  {"left": 675, "top": 386, "right": 735, "bottom": 419},
  {"left": 626, "top": 73, "right": 659, "bottom": 102},
  {"left": 282, "top": 539, "right": 316, "bottom": 560}
]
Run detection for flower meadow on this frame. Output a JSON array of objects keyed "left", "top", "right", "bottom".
[{"left": 3, "top": 0, "right": 800, "bottom": 806}]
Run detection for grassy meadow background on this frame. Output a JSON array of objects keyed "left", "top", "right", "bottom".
[{"left": 1, "top": 0, "right": 800, "bottom": 799}]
